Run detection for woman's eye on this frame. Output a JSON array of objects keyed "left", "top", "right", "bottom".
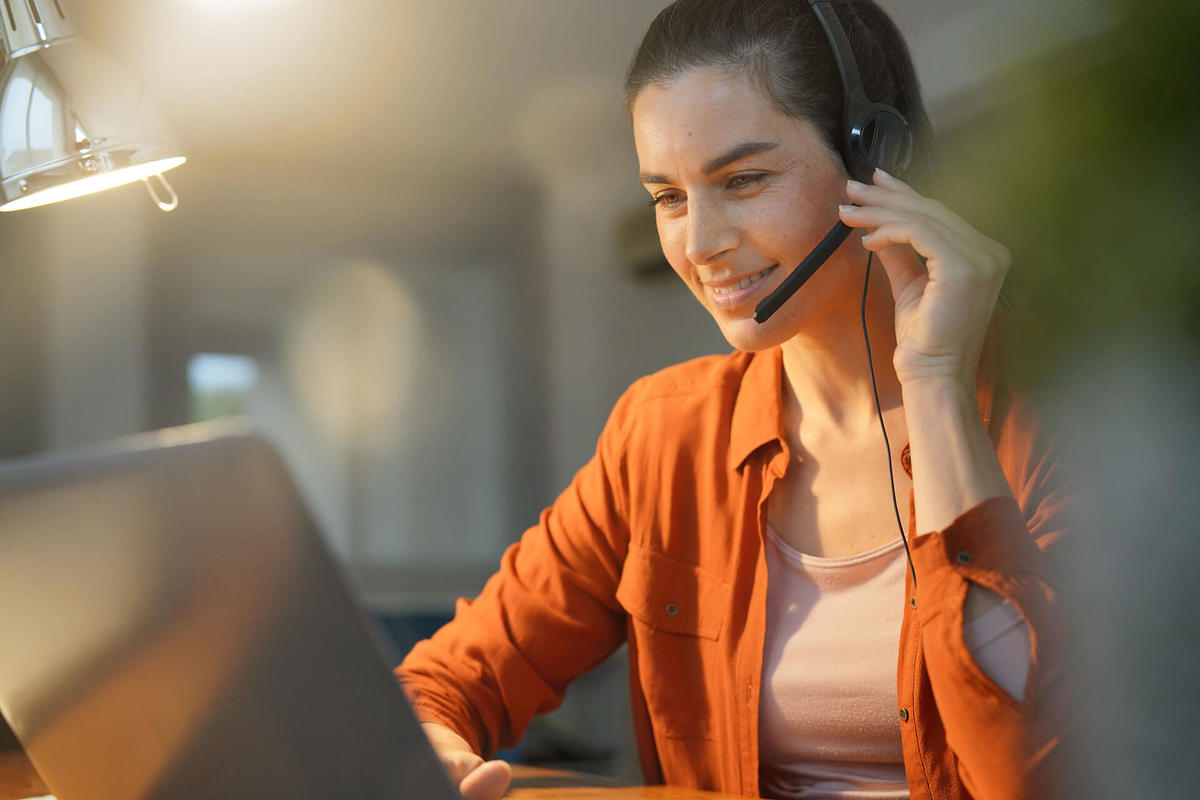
[
  {"left": 649, "top": 191, "right": 684, "bottom": 209},
  {"left": 728, "top": 172, "right": 766, "bottom": 190}
]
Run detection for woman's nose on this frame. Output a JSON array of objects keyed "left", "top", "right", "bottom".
[{"left": 684, "top": 200, "right": 738, "bottom": 266}]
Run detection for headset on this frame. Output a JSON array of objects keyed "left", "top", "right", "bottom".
[
  {"left": 753, "top": 0, "right": 914, "bottom": 324},
  {"left": 754, "top": 0, "right": 919, "bottom": 585}
]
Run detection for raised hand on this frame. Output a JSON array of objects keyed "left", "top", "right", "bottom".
[{"left": 839, "top": 168, "right": 1010, "bottom": 392}]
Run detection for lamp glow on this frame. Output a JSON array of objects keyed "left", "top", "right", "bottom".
[
  {"left": 0, "top": 156, "right": 186, "bottom": 212},
  {"left": 0, "top": 1, "right": 186, "bottom": 213}
]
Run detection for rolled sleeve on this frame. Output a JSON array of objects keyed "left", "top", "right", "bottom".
[{"left": 910, "top": 495, "right": 1067, "bottom": 800}]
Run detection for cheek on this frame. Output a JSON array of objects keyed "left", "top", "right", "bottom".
[
  {"left": 754, "top": 152, "right": 847, "bottom": 253},
  {"left": 753, "top": 192, "right": 837, "bottom": 258},
  {"left": 656, "top": 219, "right": 693, "bottom": 281}
]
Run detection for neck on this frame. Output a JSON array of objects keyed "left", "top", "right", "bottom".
[{"left": 779, "top": 259, "right": 901, "bottom": 433}]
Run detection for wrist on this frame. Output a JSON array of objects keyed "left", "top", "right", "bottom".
[
  {"left": 421, "top": 721, "right": 476, "bottom": 755},
  {"left": 899, "top": 372, "right": 976, "bottom": 406},
  {"left": 902, "top": 375, "right": 1010, "bottom": 534},
  {"left": 893, "top": 347, "right": 978, "bottom": 392}
]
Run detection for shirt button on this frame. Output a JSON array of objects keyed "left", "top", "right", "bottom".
[
  {"left": 955, "top": 551, "right": 974, "bottom": 565},
  {"left": 909, "top": 596, "right": 917, "bottom": 608},
  {"left": 665, "top": 602, "right": 680, "bottom": 617},
  {"left": 898, "top": 707, "right": 910, "bottom": 723}
]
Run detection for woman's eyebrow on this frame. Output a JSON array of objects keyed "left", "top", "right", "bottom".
[
  {"left": 703, "top": 140, "right": 778, "bottom": 174},
  {"left": 638, "top": 140, "right": 779, "bottom": 185}
]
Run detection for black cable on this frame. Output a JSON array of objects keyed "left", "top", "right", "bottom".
[{"left": 860, "top": 252, "right": 918, "bottom": 590}]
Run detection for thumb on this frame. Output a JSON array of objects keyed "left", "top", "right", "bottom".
[
  {"left": 459, "top": 759, "right": 512, "bottom": 800},
  {"left": 441, "top": 751, "right": 485, "bottom": 787}
]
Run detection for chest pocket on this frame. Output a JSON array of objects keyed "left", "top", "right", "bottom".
[{"left": 616, "top": 546, "right": 730, "bottom": 640}]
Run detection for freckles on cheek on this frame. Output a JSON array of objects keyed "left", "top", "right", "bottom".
[{"left": 774, "top": 193, "right": 832, "bottom": 246}]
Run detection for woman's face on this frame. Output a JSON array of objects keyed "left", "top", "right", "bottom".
[{"left": 632, "top": 67, "right": 857, "bottom": 351}]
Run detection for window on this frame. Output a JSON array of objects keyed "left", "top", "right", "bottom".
[{"left": 187, "top": 353, "right": 259, "bottom": 422}]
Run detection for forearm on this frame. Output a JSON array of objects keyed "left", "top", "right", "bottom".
[
  {"left": 904, "top": 380, "right": 1031, "bottom": 709},
  {"left": 904, "top": 377, "right": 1015, "bottom": 621},
  {"left": 902, "top": 376, "right": 1012, "bottom": 536}
]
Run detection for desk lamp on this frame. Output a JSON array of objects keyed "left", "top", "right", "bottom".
[{"left": 0, "top": 0, "right": 185, "bottom": 212}]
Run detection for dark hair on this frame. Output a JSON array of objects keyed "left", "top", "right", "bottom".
[{"left": 624, "top": 0, "right": 935, "bottom": 182}]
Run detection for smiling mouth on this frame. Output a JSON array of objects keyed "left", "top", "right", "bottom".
[{"left": 708, "top": 264, "right": 778, "bottom": 298}]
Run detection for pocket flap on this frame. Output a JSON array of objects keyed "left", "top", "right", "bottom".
[{"left": 616, "top": 546, "right": 730, "bottom": 640}]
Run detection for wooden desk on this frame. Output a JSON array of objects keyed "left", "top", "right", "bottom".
[
  {"left": 0, "top": 752, "right": 743, "bottom": 800},
  {"left": 509, "top": 786, "right": 744, "bottom": 800},
  {"left": 507, "top": 766, "right": 744, "bottom": 799},
  {"left": 0, "top": 752, "right": 48, "bottom": 800}
]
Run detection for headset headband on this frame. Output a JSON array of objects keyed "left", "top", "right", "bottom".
[
  {"left": 807, "top": 0, "right": 869, "bottom": 110},
  {"left": 804, "top": 0, "right": 912, "bottom": 182}
]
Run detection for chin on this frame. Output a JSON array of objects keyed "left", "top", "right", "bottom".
[{"left": 714, "top": 312, "right": 801, "bottom": 352}]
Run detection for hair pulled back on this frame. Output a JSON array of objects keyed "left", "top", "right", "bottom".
[{"left": 624, "top": 0, "right": 935, "bottom": 181}]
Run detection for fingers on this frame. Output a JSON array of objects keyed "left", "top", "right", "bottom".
[
  {"left": 857, "top": 218, "right": 965, "bottom": 264},
  {"left": 459, "top": 760, "right": 513, "bottom": 800},
  {"left": 839, "top": 202, "right": 956, "bottom": 245},
  {"left": 846, "top": 169, "right": 975, "bottom": 243},
  {"left": 841, "top": 185, "right": 970, "bottom": 257},
  {"left": 844, "top": 170, "right": 1012, "bottom": 281},
  {"left": 840, "top": 204, "right": 965, "bottom": 264}
]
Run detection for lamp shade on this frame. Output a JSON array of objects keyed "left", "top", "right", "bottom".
[{"left": 0, "top": 1, "right": 185, "bottom": 212}]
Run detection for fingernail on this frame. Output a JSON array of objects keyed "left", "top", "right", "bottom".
[
  {"left": 874, "top": 167, "right": 893, "bottom": 180},
  {"left": 838, "top": 204, "right": 856, "bottom": 213},
  {"left": 846, "top": 179, "right": 867, "bottom": 191}
]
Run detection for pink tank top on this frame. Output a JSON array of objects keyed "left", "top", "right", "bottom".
[
  {"left": 758, "top": 527, "right": 1030, "bottom": 799},
  {"left": 758, "top": 527, "right": 910, "bottom": 799}
]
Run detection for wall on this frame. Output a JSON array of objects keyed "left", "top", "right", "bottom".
[{"left": 0, "top": 187, "right": 151, "bottom": 457}]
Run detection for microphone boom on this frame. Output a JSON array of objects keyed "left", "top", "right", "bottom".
[{"left": 754, "top": 220, "right": 853, "bottom": 323}]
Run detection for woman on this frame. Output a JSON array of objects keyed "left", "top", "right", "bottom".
[{"left": 399, "top": 1, "right": 1069, "bottom": 798}]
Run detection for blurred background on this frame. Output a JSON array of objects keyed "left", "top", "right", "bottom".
[{"left": 0, "top": 0, "right": 1195, "bottom": 790}]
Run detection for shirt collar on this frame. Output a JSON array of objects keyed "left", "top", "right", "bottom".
[
  {"left": 726, "top": 324, "right": 1003, "bottom": 474},
  {"left": 728, "top": 347, "right": 787, "bottom": 472}
]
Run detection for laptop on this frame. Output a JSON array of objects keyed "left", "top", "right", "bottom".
[{"left": 0, "top": 423, "right": 461, "bottom": 799}]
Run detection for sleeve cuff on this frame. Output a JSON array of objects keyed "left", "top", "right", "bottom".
[{"left": 910, "top": 496, "right": 1042, "bottom": 620}]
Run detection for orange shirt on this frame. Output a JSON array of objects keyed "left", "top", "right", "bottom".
[{"left": 396, "top": 346, "right": 1070, "bottom": 800}]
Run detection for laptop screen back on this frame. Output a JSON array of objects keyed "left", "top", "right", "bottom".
[{"left": 0, "top": 426, "right": 458, "bottom": 800}]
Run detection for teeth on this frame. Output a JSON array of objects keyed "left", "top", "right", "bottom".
[{"left": 711, "top": 266, "right": 775, "bottom": 296}]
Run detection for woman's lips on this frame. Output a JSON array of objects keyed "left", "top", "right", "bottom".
[{"left": 705, "top": 264, "right": 779, "bottom": 309}]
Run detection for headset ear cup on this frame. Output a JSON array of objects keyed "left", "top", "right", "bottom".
[{"left": 855, "top": 108, "right": 913, "bottom": 177}]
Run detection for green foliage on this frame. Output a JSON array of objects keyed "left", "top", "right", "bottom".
[
  {"left": 190, "top": 390, "right": 248, "bottom": 423},
  {"left": 932, "top": 0, "right": 1200, "bottom": 385}
]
